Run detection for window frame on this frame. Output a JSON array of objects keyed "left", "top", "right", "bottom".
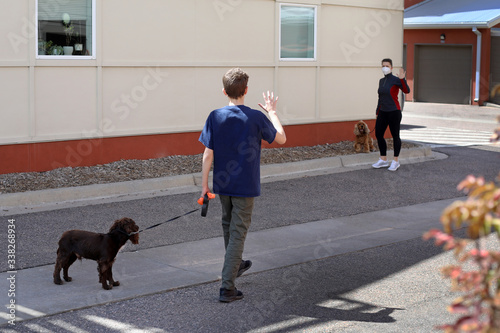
[
  {"left": 35, "top": 0, "right": 96, "bottom": 60},
  {"left": 279, "top": 3, "right": 318, "bottom": 62}
]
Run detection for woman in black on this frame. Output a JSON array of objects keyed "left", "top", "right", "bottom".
[{"left": 372, "top": 58, "right": 410, "bottom": 172}]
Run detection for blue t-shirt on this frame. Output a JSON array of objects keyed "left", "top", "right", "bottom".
[{"left": 199, "top": 105, "right": 277, "bottom": 197}]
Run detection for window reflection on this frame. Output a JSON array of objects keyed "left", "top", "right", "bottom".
[
  {"left": 37, "top": 0, "right": 93, "bottom": 57},
  {"left": 280, "top": 5, "right": 316, "bottom": 60}
]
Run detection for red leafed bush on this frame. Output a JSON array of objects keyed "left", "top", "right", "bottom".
[{"left": 424, "top": 117, "right": 500, "bottom": 332}]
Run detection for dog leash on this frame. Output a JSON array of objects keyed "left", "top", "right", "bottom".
[
  {"left": 126, "top": 192, "right": 216, "bottom": 236},
  {"left": 132, "top": 208, "right": 199, "bottom": 235}
]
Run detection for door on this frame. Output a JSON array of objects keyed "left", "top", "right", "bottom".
[
  {"left": 490, "top": 36, "right": 500, "bottom": 104},
  {"left": 414, "top": 45, "right": 472, "bottom": 104}
]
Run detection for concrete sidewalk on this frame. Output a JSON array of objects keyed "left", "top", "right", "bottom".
[{"left": 0, "top": 197, "right": 457, "bottom": 326}]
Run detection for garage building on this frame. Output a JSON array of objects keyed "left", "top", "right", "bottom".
[{"left": 404, "top": 0, "right": 500, "bottom": 105}]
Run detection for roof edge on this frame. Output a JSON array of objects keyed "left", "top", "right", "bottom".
[
  {"left": 404, "top": 0, "right": 434, "bottom": 12},
  {"left": 489, "top": 17, "right": 500, "bottom": 28},
  {"left": 404, "top": 23, "right": 491, "bottom": 29}
]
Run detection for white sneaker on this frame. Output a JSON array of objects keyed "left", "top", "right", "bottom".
[
  {"left": 388, "top": 160, "right": 400, "bottom": 171},
  {"left": 372, "top": 158, "right": 390, "bottom": 168}
]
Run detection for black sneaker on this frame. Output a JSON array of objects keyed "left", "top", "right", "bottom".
[
  {"left": 219, "top": 288, "right": 244, "bottom": 302},
  {"left": 237, "top": 260, "right": 252, "bottom": 277}
]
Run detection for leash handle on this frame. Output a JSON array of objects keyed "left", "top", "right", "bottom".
[
  {"left": 197, "top": 192, "right": 215, "bottom": 205},
  {"left": 198, "top": 192, "right": 215, "bottom": 217}
]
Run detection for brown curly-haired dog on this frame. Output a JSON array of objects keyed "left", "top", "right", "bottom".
[
  {"left": 53, "top": 217, "right": 139, "bottom": 290},
  {"left": 354, "top": 120, "right": 375, "bottom": 153}
]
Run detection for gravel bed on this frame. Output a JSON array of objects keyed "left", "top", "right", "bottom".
[{"left": 0, "top": 139, "right": 415, "bottom": 194}]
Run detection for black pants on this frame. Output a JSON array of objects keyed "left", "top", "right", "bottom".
[{"left": 375, "top": 110, "right": 402, "bottom": 157}]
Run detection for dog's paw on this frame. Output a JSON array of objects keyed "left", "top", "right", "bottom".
[
  {"left": 113, "top": 281, "right": 120, "bottom": 287},
  {"left": 54, "top": 279, "right": 63, "bottom": 285},
  {"left": 64, "top": 276, "right": 72, "bottom": 282},
  {"left": 102, "top": 284, "right": 112, "bottom": 290}
]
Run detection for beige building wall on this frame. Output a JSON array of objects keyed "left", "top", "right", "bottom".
[{"left": 0, "top": 0, "right": 404, "bottom": 146}]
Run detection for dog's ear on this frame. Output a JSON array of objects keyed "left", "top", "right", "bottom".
[
  {"left": 354, "top": 122, "right": 360, "bottom": 136},
  {"left": 116, "top": 218, "right": 139, "bottom": 244},
  {"left": 361, "top": 121, "right": 370, "bottom": 134},
  {"left": 126, "top": 220, "right": 140, "bottom": 245}
]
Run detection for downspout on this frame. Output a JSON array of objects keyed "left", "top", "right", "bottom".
[{"left": 472, "top": 27, "right": 482, "bottom": 103}]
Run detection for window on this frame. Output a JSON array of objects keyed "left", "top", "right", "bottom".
[
  {"left": 36, "top": 0, "right": 95, "bottom": 58},
  {"left": 280, "top": 4, "right": 317, "bottom": 61}
]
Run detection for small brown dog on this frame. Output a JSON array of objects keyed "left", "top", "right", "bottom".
[
  {"left": 53, "top": 217, "right": 139, "bottom": 290},
  {"left": 354, "top": 120, "right": 375, "bottom": 153}
]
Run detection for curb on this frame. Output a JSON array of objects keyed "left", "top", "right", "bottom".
[{"left": 0, "top": 145, "right": 438, "bottom": 213}]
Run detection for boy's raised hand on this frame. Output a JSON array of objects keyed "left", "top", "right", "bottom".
[
  {"left": 258, "top": 90, "right": 287, "bottom": 144},
  {"left": 258, "top": 91, "right": 278, "bottom": 113}
]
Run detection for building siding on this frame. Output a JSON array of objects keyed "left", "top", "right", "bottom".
[{"left": 0, "top": 0, "right": 404, "bottom": 173}]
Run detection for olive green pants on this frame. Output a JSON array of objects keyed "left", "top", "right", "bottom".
[{"left": 220, "top": 195, "right": 254, "bottom": 290}]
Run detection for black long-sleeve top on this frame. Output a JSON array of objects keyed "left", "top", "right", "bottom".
[{"left": 376, "top": 74, "right": 410, "bottom": 114}]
